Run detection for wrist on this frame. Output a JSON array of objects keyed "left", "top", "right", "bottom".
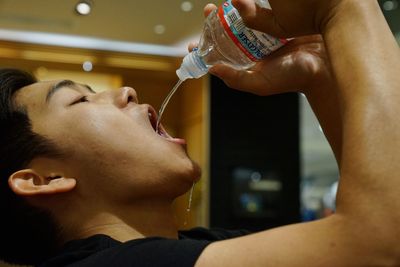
[
  {"left": 309, "top": 64, "right": 334, "bottom": 94},
  {"left": 300, "top": 53, "right": 334, "bottom": 96},
  {"left": 302, "top": 73, "right": 335, "bottom": 102}
]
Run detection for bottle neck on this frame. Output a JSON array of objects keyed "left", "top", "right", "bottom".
[{"left": 176, "top": 50, "right": 208, "bottom": 81}]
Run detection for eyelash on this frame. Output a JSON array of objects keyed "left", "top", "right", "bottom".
[{"left": 71, "top": 96, "right": 89, "bottom": 105}]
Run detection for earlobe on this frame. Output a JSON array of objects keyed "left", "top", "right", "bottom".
[{"left": 8, "top": 169, "right": 76, "bottom": 196}]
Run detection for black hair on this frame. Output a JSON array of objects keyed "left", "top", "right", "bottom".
[{"left": 0, "top": 69, "right": 62, "bottom": 265}]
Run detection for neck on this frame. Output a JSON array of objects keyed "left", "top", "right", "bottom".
[{"left": 63, "top": 199, "right": 179, "bottom": 243}]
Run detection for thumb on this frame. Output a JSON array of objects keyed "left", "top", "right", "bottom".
[{"left": 232, "top": 0, "right": 288, "bottom": 38}]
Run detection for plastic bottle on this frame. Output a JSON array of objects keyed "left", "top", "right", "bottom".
[{"left": 176, "top": 0, "right": 287, "bottom": 81}]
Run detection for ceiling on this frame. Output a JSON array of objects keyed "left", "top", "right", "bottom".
[
  {"left": 0, "top": 0, "right": 223, "bottom": 51},
  {"left": 0, "top": 0, "right": 397, "bottom": 55}
]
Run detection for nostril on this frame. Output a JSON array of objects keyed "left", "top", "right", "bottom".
[{"left": 119, "top": 87, "right": 137, "bottom": 106}]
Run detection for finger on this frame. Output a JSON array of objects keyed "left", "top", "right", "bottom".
[
  {"left": 232, "top": 0, "right": 288, "bottom": 38},
  {"left": 209, "top": 65, "right": 271, "bottom": 96},
  {"left": 188, "top": 42, "right": 198, "bottom": 52},
  {"left": 204, "top": 3, "right": 217, "bottom": 18}
]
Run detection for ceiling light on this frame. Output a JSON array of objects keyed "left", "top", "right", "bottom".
[
  {"left": 181, "top": 1, "right": 193, "bottom": 12},
  {"left": 383, "top": 0, "right": 398, "bottom": 11},
  {"left": 154, "top": 24, "right": 166, "bottom": 35},
  {"left": 75, "top": 0, "right": 92, "bottom": 15},
  {"left": 82, "top": 61, "right": 93, "bottom": 72}
]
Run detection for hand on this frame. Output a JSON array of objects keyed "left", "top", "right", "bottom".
[
  {"left": 209, "top": 35, "right": 332, "bottom": 96},
  {"left": 190, "top": 4, "right": 333, "bottom": 97},
  {"left": 190, "top": 4, "right": 341, "bottom": 161}
]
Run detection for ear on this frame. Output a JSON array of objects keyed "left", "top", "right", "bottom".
[{"left": 8, "top": 169, "right": 76, "bottom": 196}]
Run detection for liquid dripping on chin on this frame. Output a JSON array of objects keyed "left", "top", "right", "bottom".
[
  {"left": 183, "top": 182, "right": 196, "bottom": 226},
  {"left": 156, "top": 79, "right": 184, "bottom": 133}
]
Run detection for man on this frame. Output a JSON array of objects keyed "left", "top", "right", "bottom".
[{"left": 1, "top": 0, "right": 399, "bottom": 266}]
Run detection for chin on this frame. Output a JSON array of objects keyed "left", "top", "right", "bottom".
[
  {"left": 189, "top": 160, "right": 202, "bottom": 182},
  {"left": 180, "top": 158, "right": 202, "bottom": 183},
  {"left": 171, "top": 158, "right": 202, "bottom": 196}
]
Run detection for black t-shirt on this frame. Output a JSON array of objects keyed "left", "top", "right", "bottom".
[{"left": 38, "top": 227, "right": 250, "bottom": 267}]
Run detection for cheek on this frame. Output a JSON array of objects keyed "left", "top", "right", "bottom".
[
  {"left": 39, "top": 107, "right": 149, "bottom": 158},
  {"left": 33, "top": 107, "right": 198, "bottom": 198}
]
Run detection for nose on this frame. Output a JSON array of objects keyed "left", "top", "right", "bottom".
[{"left": 114, "top": 87, "right": 138, "bottom": 107}]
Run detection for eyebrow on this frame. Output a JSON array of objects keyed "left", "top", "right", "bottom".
[{"left": 45, "top": 79, "right": 95, "bottom": 103}]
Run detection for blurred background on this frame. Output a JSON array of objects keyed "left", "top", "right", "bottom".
[{"left": 0, "top": 0, "right": 398, "bottom": 266}]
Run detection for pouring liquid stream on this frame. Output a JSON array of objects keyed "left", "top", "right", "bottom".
[
  {"left": 184, "top": 182, "right": 196, "bottom": 226},
  {"left": 155, "top": 79, "right": 184, "bottom": 133},
  {"left": 155, "top": 79, "right": 195, "bottom": 225}
]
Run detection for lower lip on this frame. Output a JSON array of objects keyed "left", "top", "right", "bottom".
[
  {"left": 156, "top": 131, "right": 187, "bottom": 146},
  {"left": 166, "top": 137, "right": 187, "bottom": 145}
]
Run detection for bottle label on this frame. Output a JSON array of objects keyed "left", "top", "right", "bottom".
[{"left": 218, "top": 0, "right": 287, "bottom": 61}]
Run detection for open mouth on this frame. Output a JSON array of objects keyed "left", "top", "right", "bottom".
[
  {"left": 147, "top": 106, "right": 186, "bottom": 145},
  {"left": 148, "top": 108, "right": 169, "bottom": 138}
]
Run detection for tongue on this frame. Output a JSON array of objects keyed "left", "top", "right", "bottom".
[{"left": 157, "top": 125, "right": 187, "bottom": 145}]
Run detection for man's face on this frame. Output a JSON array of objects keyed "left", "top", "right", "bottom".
[{"left": 14, "top": 80, "right": 200, "bottom": 202}]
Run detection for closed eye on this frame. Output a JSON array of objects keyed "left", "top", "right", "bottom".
[{"left": 70, "top": 96, "right": 89, "bottom": 105}]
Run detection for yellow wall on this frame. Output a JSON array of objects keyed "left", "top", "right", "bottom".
[{"left": 34, "top": 69, "right": 122, "bottom": 92}]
